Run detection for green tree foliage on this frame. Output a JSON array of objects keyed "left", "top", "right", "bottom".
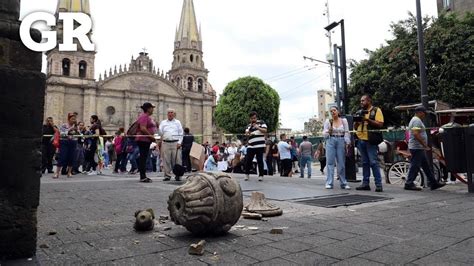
[
  {"left": 215, "top": 76, "right": 280, "bottom": 133},
  {"left": 349, "top": 12, "right": 474, "bottom": 126}
]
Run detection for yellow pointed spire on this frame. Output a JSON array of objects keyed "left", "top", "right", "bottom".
[
  {"left": 57, "top": 0, "right": 90, "bottom": 15},
  {"left": 176, "top": 0, "right": 201, "bottom": 46}
]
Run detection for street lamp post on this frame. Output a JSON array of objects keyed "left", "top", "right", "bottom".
[{"left": 325, "top": 19, "right": 348, "bottom": 115}]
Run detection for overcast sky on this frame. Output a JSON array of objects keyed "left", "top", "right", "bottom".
[{"left": 20, "top": 0, "right": 438, "bottom": 131}]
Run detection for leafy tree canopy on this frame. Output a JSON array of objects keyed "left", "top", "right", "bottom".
[
  {"left": 349, "top": 12, "right": 474, "bottom": 126},
  {"left": 215, "top": 76, "right": 280, "bottom": 133}
]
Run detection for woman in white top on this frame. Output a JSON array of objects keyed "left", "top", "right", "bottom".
[{"left": 323, "top": 106, "right": 351, "bottom": 189}]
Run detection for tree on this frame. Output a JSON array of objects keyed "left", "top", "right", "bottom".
[
  {"left": 348, "top": 12, "right": 474, "bottom": 126},
  {"left": 215, "top": 76, "right": 280, "bottom": 134},
  {"left": 304, "top": 118, "right": 324, "bottom": 136}
]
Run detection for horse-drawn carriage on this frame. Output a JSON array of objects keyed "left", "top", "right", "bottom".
[{"left": 376, "top": 101, "right": 474, "bottom": 188}]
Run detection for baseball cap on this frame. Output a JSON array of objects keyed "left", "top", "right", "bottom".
[{"left": 414, "top": 106, "right": 427, "bottom": 113}]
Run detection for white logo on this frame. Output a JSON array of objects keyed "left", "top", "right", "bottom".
[{"left": 20, "top": 12, "right": 95, "bottom": 52}]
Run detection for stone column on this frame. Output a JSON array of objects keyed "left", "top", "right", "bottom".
[
  {"left": 83, "top": 88, "right": 97, "bottom": 121},
  {"left": 184, "top": 98, "right": 192, "bottom": 128},
  {"left": 202, "top": 101, "right": 213, "bottom": 144},
  {"left": 0, "top": 0, "right": 45, "bottom": 259},
  {"left": 124, "top": 92, "right": 131, "bottom": 129}
]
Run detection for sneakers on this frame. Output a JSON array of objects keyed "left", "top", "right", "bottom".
[
  {"left": 404, "top": 184, "right": 422, "bottom": 191},
  {"left": 258, "top": 176, "right": 263, "bottom": 182},
  {"left": 375, "top": 186, "right": 383, "bottom": 192},
  {"left": 342, "top": 185, "right": 351, "bottom": 190},
  {"left": 430, "top": 182, "right": 446, "bottom": 191},
  {"left": 244, "top": 175, "right": 249, "bottom": 181},
  {"left": 87, "top": 170, "right": 97, "bottom": 176},
  {"left": 356, "top": 185, "right": 371, "bottom": 191},
  {"left": 325, "top": 185, "right": 333, "bottom": 189}
]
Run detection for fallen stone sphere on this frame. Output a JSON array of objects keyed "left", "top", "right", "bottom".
[{"left": 168, "top": 172, "right": 243, "bottom": 235}]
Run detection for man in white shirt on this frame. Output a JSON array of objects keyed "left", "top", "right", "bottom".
[
  {"left": 278, "top": 134, "right": 292, "bottom": 177},
  {"left": 159, "top": 108, "right": 184, "bottom": 181}
]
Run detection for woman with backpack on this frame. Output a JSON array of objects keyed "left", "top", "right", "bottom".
[
  {"left": 134, "top": 102, "right": 157, "bottom": 183},
  {"left": 323, "top": 106, "right": 351, "bottom": 190}
]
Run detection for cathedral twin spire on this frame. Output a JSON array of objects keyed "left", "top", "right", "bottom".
[
  {"left": 57, "top": 0, "right": 90, "bottom": 15},
  {"left": 175, "top": 0, "right": 202, "bottom": 47}
]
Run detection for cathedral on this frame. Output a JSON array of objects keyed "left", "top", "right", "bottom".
[{"left": 44, "top": 0, "right": 216, "bottom": 142}]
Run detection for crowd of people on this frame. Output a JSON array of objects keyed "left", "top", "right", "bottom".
[{"left": 42, "top": 94, "right": 446, "bottom": 192}]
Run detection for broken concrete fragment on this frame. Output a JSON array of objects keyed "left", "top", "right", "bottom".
[
  {"left": 159, "top": 215, "right": 169, "bottom": 220},
  {"left": 234, "top": 225, "right": 245, "bottom": 229},
  {"left": 189, "top": 240, "right": 206, "bottom": 255},
  {"left": 242, "top": 212, "right": 262, "bottom": 220},
  {"left": 162, "top": 227, "right": 172, "bottom": 231},
  {"left": 47, "top": 231, "right": 57, "bottom": 236},
  {"left": 248, "top": 227, "right": 259, "bottom": 231},
  {"left": 39, "top": 244, "right": 49, "bottom": 249},
  {"left": 270, "top": 228, "right": 284, "bottom": 234}
]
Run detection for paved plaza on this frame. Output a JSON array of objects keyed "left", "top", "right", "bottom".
[{"left": 4, "top": 165, "right": 474, "bottom": 265}]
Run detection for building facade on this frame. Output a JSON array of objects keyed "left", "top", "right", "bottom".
[
  {"left": 44, "top": 0, "right": 216, "bottom": 142},
  {"left": 317, "top": 90, "right": 335, "bottom": 121},
  {"left": 437, "top": 0, "right": 474, "bottom": 14}
]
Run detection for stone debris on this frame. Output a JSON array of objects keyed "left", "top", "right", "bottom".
[
  {"left": 47, "top": 231, "right": 57, "bottom": 236},
  {"left": 133, "top": 240, "right": 140, "bottom": 245},
  {"left": 39, "top": 244, "right": 49, "bottom": 249},
  {"left": 234, "top": 225, "right": 245, "bottom": 229},
  {"left": 159, "top": 215, "right": 169, "bottom": 220},
  {"left": 248, "top": 227, "right": 259, "bottom": 231},
  {"left": 242, "top": 212, "right": 262, "bottom": 220},
  {"left": 262, "top": 218, "right": 269, "bottom": 222},
  {"left": 162, "top": 227, "right": 172, "bottom": 231},
  {"left": 270, "top": 228, "right": 284, "bottom": 234},
  {"left": 188, "top": 240, "right": 206, "bottom": 255}
]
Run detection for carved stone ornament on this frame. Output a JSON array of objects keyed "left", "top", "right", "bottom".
[
  {"left": 168, "top": 172, "right": 243, "bottom": 235},
  {"left": 244, "top": 192, "right": 283, "bottom": 217}
]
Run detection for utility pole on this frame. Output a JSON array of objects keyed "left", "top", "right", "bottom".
[{"left": 324, "top": 0, "right": 335, "bottom": 96}]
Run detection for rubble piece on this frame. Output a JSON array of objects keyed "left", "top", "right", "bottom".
[
  {"left": 159, "top": 215, "right": 169, "bottom": 220},
  {"left": 188, "top": 240, "right": 206, "bottom": 255},
  {"left": 242, "top": 212, "right": 262, "bottom": 220},
  {"left": 244, "top": 192, "right": 283, "bottom": 217},
  {"left": 47, "top": 231, "right": 57, "bottom": 236},
  {"left": 134, "top": 209, "right": 155, "bottom": 231},
  {"left": 168, "top": 173, "right": 243, "bottom": 235},
  {"left": 234, "top": 225, "right": 245, "bottom": 229},
  {"left": 262, "top": 218, "right": 269, "bottom": 222},
  {"left": 162, "top": 227, "right": 172, "bottom": 231},
  {"left": 270, "top": 228, "right": 284, "bottom": 234},
  {"left": 248, "top": 227, "right": 259, "bottom": 231},
  {"left": 39, "top": 244, "right": 49, "bottom": 249}
]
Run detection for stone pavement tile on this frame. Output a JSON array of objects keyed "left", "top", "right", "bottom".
[
  {"left": 311, "top": 242, "right": 364, "bottom": 260},
  {"left": 266, "top": 239, "right": 312, "bottom": 253},
  {"left": 317, "top": 230, "right": 358, "bottom": 241},
  {"left": 205, "top": 240, "right": 241, "bottom": 254},
  {"left": 340, "top": 235, "right": 395, "bottom": 252},
  {"left": 448, "top": 237, "right": 474, "bottom": 253},
  {"left": 295, "top": 222, "right": 335, "bottom": 234},
  {"left": 338, "top": 223, "right": 388, "bottom": 236},
  {"left": 294, "top": 234, "right": 339, "bottom": 247},
  {"left": 359, "top": 249, "right": 420, "bottom": 264},
  {"left": 380, "top": 243, "right": 432, "bottom": 258},
  {"left": 81, "top": 247, "right": 134, "bottom": 264},
  {"left": 155, "top": 235, "right": 193, "bottom": 249},
  {"left": 255, "top": 226, "right": 309, "bottom": 241},
  {"left": 159, "top": 246, "right": 207, "bottom": 263},
  {"left": 435, "top": 222, "right": 474, "bottom": 238},
  {"left": 332, "top": 257, "right": 384, "bottom": 266},
  {"left": 403, "top": 234, "right": 460, "bottom": 251},
  {"left": 200, "top": 251, "right": 259, "bottom": 265},
  {"left": 40, "top": 241, "right": 94, "bottom": 258},
  {"left": 254, "top": 257, "right": 298, "bottom": 266},
  {"left": 105, "top": 254, "right": 175, "bottom": 265},
  {"left": 236, "top": 244, "right": 290, "bottom": 262},
  {"left": 227, "top": 234, "right": 274, "bottom": 248},
  {"left": 411, "top": 250, "right": 473, "bottom": 265},
  {"left": 282, "top": 250, "right": 339, "bottom": 265}
]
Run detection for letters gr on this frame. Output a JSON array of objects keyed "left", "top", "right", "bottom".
[{"left": 20, "top": 12, "right": 95, "bottom": 52}]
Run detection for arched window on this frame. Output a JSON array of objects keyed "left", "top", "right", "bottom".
[
  {"left": 197, "top": 79, "right": 203, "bottom": 92},
  {"left": 62, "top": 58, "right": 70, "bottom": 76},
  {"left": 176, "top": 77, "right": 181, "bottom": 88},
  {"left": 187, "top": 77, "right": 193, "bottom": 90},
  {"left": 190, "top": 54, "right": 194, "bottom": 62},
  {"left": 79, "top": 60, "right": 87, "bottom": 78}
]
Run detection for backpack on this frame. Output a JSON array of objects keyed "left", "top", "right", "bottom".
[
  {"left": 366, "top": 107, "right": 384, "bottom": 145},
  {"left": 127, "top": 121, "right": 139, "bottom": 137}
]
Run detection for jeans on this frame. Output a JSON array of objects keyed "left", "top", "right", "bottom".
[
  {"left": 114, "top": 153, "right": 127, "bottom": 172},
  {"left": 41, "top": 142, "right": 55, "bottom": 172},
  {"left": 58, "top": 139, "right": 77, "bottom": 167},
  {"left": 406, "top": 149, "right": 436, "bottom": 186},
  {"left": 127, "top": 146, "right": 139, "bottom": 171},
  {"left": 266, "top": 155, "right": 274, "bottom": 176},
  {"left": 182, "top": 148, "right": 192, "bottom": 172},
  {"left": 245, "top": 147, "right": 264, "bottom": 176},
  {"left": 137, "top": 141, "right": 151, "bottom": 180},
  {"left": 357, "top": 140, "right": 382, "bottom": 187},
  {"left": 326, "top": 137, "right": 348, "bottom": 187},
  {"left": 300, "top": 155, "right": 312, "bottom": 178}
]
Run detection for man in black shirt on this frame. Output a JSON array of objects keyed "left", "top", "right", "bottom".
[
  {"left": 244, "top": 111, "right": 268, "bottom": 181},
  {"left": 42, "top": 117, "right": 56, "bottom": 174},
  {"left": 181, "top": 127, "right": 194, "bottom": 172}
]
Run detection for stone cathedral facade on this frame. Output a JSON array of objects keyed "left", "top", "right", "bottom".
[{"left": 44, "top": 0, "right": 216, "bottom": 142}]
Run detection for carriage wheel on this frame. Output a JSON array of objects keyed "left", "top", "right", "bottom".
[{"left": 388, "top": 161, "right": 424, "bottom": 186}]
